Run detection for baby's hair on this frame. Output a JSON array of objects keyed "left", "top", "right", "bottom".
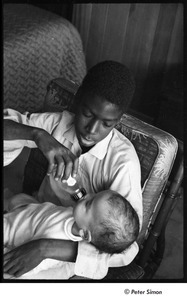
[
  {"left": 91, "top": 192, "right": 140, "bottom": 254},
  {"left": 75, "top": 60, "right": 135, "bottom": 112}
]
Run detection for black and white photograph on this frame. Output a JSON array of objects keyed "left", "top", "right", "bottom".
[{"left": 2, "top": 1, "right": 185, "bottom": 298}]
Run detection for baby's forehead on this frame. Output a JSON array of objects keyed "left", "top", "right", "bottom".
[
  {"left": 94, "top": 190, "right": 114, "bottom": 207},
  {"left": 97, "top": 190, "right": 115, "bottom": 199}
]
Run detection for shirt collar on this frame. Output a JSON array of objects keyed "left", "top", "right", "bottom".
[{"left": 87, "top": 131, "right": 113, "bottom": 160}]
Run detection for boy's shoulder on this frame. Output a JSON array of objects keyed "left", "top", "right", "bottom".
[
  {"left": 108, "top": 128, "right": 139, "bottom": 162},
  {"left": 54, "top": 110, "right": 75, "bottom": 128},
  {"left": 110, "top": 128, "right": 134, "bottom": 149},
  {"left": 105, "top": 128, "right": 140, "bottom": 172}
]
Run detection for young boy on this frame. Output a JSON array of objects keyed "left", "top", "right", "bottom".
[{"left": 4, "top": 61, "right": 142, "bottom": 279}]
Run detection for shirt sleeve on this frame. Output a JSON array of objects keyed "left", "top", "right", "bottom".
[
  {"left": 3, "top": 108, "right": 62, "bottom": 166},
  {"left": 74, "top": 241, "right": 110, "bottom": 279},
  {"left": 108, "top": 241, "right": 139, "bottom": 267}
]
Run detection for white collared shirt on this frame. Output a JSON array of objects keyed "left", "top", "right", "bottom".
[{"left": 4, "top": 108, "right": 143, "bottom": 279}]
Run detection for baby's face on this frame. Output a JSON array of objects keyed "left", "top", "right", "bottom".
[{"left": 73, "top": 190, "right": 114, "bottom": 231}]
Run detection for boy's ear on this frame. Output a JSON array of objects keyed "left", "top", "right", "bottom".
[{"left": 79, "top": 229, "right": 92, "bottom": 243}]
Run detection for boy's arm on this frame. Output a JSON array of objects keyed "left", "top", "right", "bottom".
[
  {"left": 4, "top": 239, "right": 78, "bottom": 278},
  {"left": 4, "top": 109, "right": 79, "bottom": 180},
  {"left": 4, "top": 119, "right": 42, "bottom": 141}
]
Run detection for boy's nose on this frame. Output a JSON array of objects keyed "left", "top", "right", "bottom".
[{"left": 87, "top": 119, "right": 100, "bottom": 134}]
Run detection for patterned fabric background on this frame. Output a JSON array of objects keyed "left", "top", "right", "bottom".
[{"left": 3, "top": 4, "right": 86, "bottom": 113}]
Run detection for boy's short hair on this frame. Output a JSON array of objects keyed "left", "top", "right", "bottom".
[
  {"left": 91, "top": 192, "right": 140, "bottom": 254},
  {"left": 77, "top": 60, "right": 135, "bottom": 112}
]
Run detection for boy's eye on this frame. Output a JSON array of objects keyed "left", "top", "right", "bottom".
[
  {"left": 82, "top": 108, "right": 92, "bottom": 117},
  {"left": 103, "top": 122, "right": 114, "bottom": 128}
]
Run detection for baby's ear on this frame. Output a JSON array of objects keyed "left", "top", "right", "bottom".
[{"left": 79, "top": 229, "right": 92, "bottom": 243}]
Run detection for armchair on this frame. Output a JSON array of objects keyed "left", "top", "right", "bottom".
[{"left": 22, "top": 78, "right": 183, "bottom": 280}]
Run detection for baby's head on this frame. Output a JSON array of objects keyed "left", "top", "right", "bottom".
[{"left": 73, "top": 190, "right": 140, "bottom": 254}]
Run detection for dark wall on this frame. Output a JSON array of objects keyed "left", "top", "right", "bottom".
[
  {"left": 72, "top": 3, "right": 183, "bottom": 139},
  {"left": 3, "top": 1, "right": 73, "bottom": 21},
  {"left": 30, "top": 3, "right": 73, "bottom": 21}
]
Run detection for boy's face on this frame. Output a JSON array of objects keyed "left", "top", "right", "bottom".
[
  {"left": 73, "top": 190, "right": 113, "bottom": 231},
  {"left": 74, "top": 93, "right": 122, "bottom": 147}
]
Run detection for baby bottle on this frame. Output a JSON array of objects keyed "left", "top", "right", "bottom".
[{"left": 62, "top": 174, "right": 86, "bottom": 201}]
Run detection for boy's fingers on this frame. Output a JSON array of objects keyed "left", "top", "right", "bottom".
[
  {"left": 4, "top": 250, "right": 14, "bottom": 263},
  {"left": 63, "top": 158, "right": 73, "bottom": 181},
  {"left": 46, "top": 149, "right": 78, "bottom": 180},
  {"left": 47, "top": 156, "right": 57, "bottom": 175},
  {"left": 4, "top": 257, "right": 14, "bottom": 273},
  {"left": 72, "top": 157, "right": 79, "bottom": 178},
  {"left": 4, "top": 264, "right": 18, "bottom": 276},
  {"left": 14, "top": 269, "right": 25, "bottom": 278},
  {"left": 54, "top": 156, "right": 65, "bottom": 181}
]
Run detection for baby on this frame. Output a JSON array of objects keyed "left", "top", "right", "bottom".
[{"left": 4, "top": 190, "right": 140, "bottom": 255}]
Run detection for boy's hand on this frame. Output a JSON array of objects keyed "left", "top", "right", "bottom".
[
  {"left": 4, "top": 239, "right": 78, "bottom": 277},
  {"left": 33, "top": 129, "right": 79, "bottom": 181},
  {"left": 4, "top": 240, "right": 45, "bottom": 277}
]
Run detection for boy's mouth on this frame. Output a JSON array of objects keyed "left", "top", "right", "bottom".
[{"left": 79, "top": 134, "right": 96, "bottom": 146}]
